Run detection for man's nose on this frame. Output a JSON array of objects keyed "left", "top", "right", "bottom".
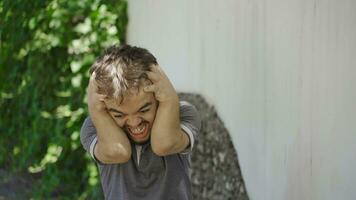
[{"left": 126, "top": 116, "right": 142, "bottom": 127}]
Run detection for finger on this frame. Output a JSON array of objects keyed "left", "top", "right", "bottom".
[
  {"left": 152, "top": 64, "right": 169, "bottom": 80},
  {"left": 89, "top": 72, "right": 97, "bottom": 85},
  {"left": 143, "top": 84, "right": 158, "bottom": 93},
  {"left": 145, "top": 71, "right": 160, "bottom": 82},
  {"left": 151, "top": 64, "right": 166, "bottom": 75},
  {"left": 149, "top": 64, "right": 159, "bottom": 72},
  {"left": 88, "top": 76, "right": 96, "bottom": 90},
  {"left": 97, "top": 94, "right": 107, "bottom": 101},
  {"left": 89, "top": 74, "right": 101, "bottom": 93}
]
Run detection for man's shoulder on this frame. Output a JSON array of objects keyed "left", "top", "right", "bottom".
[
  {"left": 179, "top": 101, "right": 200, "bottom": 127},
  {"left": 179, "top": 101, "right": 198, "bottom": 115},
  {"left": 179, "top": 100, "right": 193, "bottom": 107}
]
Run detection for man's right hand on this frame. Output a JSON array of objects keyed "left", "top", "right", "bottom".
[
  {"left": 86, "top": 73, "right": 132, "bottom": 164},
  {"left": 87, "top": 73, "right": 107, "bottom": 117}
]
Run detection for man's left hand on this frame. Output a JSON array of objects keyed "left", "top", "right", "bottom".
[{"left": 143, "top": 64, "right": 178, "bottom": 103}]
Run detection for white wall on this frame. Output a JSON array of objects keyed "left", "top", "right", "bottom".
[{"left": 127, "top": 0, "right": 356, "bottom": 199}]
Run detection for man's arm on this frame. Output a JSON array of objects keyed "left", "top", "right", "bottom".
[
  {"left": 87, "top": 74, "right": 131, "bottom": 164},
  {"left": 144, "top": 65, "right": 190, "bottom": 156}
]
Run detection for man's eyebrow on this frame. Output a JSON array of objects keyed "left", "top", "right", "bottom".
[
  {"left": 138, "top": 102, "right": 152, "bottom": 111},
  {"left": 108, "top": 102, "right": 152, "bottom": 115},
  {"left": 108, "top": 108, "right": 124, "bottom": 114}
]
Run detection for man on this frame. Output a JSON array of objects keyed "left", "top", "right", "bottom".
[{"left": 80, "top": 44, "right": 200, "bottom": 200}]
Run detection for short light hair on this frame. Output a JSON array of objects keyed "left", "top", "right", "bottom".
[{"left": 89, "top": 44, "right": 157, "bottom": 99}]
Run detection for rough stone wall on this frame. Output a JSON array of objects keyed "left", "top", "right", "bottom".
[{"left": 179, "top": 93, "right": 249, "bottom": 200}]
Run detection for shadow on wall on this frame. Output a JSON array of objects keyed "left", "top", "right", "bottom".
[{"left": 179, "top": 93, "right": 249, "bottom": 200}]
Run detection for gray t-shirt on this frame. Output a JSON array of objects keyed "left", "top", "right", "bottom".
[{"left": 80, "top": 101, "right": 200, "bottom": 200}]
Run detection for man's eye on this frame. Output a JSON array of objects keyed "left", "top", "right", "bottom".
[
  {"left": 140, "top": 109, "right": 149, "bottom": 113},
  {"left": 114, "top": 115, "right": 123, "bottom": 118}
]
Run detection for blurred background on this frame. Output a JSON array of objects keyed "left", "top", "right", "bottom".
[
  {"left": 0, "top": 0, "right": 127, "bottom": 199},
  {"left": 1, "top": 0, "right": 356, "bottom": 200}
]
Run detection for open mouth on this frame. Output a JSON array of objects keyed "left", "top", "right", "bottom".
[{"left": 127, "top": 122, "right": 149, "bottom": 140}]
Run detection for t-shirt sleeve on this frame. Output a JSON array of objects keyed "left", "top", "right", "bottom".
[
  {"left": 179, "top": 101, "right": 201, "bottom": 154},
  {"left": 80, "top": 117, "right": 100, "bottom": 162}
]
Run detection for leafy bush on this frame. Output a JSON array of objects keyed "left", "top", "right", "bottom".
[{"left": 0, "top": 0, "right": 127, "bottom": 198}]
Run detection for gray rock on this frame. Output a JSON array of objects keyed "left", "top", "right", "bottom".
[{"left": 179, "top": 93, "right": 249, "bottom": 200}]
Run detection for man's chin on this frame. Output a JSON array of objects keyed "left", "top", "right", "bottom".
[{"left": 130, "top": 137, "right": 150, "bottom": 145}]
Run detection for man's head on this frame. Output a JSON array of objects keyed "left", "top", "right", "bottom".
[
  {"left": 90, "top": 44, "right": 157, "bottom": 99},
  {"left": 90, "top": 44, "right": 158, "bottom": 144}
]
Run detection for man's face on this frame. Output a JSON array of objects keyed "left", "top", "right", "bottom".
[{"left": 104, "top": 87, "right": 158, "bottom": 145}]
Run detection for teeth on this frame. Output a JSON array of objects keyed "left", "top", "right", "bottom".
[{"left": 130, "top": 124, "right": 145, "bottom": 134}]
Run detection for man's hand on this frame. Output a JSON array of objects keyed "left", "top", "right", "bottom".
[
  {"left": 143, "top": 65, "right": 179, "bottom": 103},
  {"left": 86, "top": 73, "right": 131, "bottom": 164},
  {"left": 87, "top": 73, "right": 107, "bottom": 117},
  {"left": 143, "top": 65, "right": 189, "bottom": 156}
]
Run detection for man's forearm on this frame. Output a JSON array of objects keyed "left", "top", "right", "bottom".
[
  {"left": 90, "top": 111, "right": 132, "bottom": 163},
  {"left": 150, "top": 99, "right": 188, "bottom": 155},
  {"left": 143, "top": 64, "right": 189, "bottom": 155}
]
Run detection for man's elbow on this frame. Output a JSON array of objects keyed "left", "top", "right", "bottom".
[
  {"left": 151, "top": 140, "right": 176, "bottom": 157},
  {"left": 98, "top": 144, "right": 132, "bottom": 164}
]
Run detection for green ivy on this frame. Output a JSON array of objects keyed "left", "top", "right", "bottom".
[{"left": 0, "top": 0, "right": 127, "bottom": 198}]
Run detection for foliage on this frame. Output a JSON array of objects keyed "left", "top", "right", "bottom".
[{"left": 0, "top": 0, "right": 127, "bottom": 198}]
